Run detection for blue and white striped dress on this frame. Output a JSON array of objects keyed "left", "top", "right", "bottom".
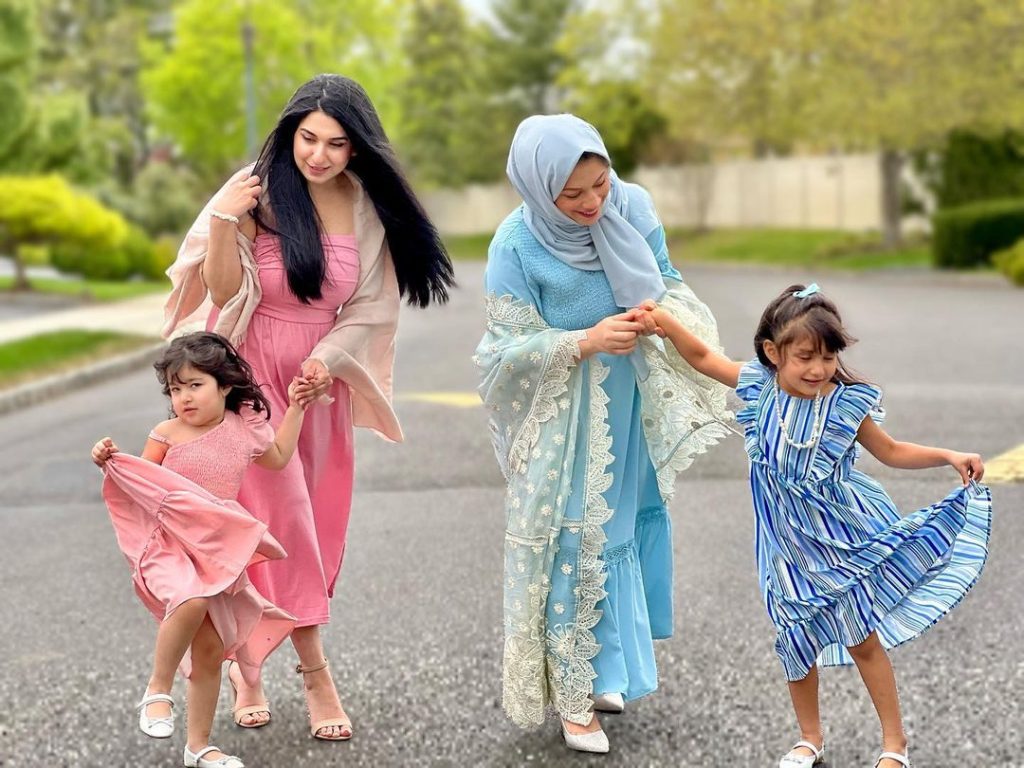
[{"left": 736, "top": 361, "right": 992, "bottom": 681}]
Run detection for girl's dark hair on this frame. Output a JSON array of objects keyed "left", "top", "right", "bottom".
[
  {"left": 252, "top": 74, "right": 455, "bottom": 307},
  {"left": 154, "top": 332, "right": 272, "bottom": 418},
  {"left": 753, "top": 284, "right": 864, "bottom": 385}
]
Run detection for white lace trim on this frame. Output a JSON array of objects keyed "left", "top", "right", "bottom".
[
  {"left": 638, "top": 282, "right": 735, "bottom": 500},
  {"left": 485, "top": 293, "right": 587, "bottom": 477},
  {"left": 547, "top": 360, "right": 615, "bottom": 725}
]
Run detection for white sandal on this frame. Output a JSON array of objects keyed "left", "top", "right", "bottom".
[
  {"left": 137, "top": 691, "right": 174, "bottom": 739},
  {"left": 875, "top": 750, "right": 911, "bottom": 767},
  {"left": 778, "top": 740, "right": 825, "bottom": 768},
  {"left": 183, "top": 745, "right": 245, "bottom": 768}
]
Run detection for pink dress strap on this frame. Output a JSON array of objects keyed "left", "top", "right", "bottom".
[{"left": 148, "top": 431, "right": 172, "bottom": 445}]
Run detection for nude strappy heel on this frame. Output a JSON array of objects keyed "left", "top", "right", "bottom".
[
  {"left": 295, "top": 659, "right": 352, "bottom": 741},
  {"left": 227, "top": 661, "right": 271, "bottom": 729}
]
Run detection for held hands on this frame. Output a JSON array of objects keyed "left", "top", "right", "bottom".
[
  {"left": 633, "top": 299, "right": 666, "bottom": 338},
  {"left": 290, "top": 359, "right": 332, "bottom": 407},
  {"left": 211, "top": 173, "right": 262, "bottom": 221},
  {"left": 286, "top": 377, "right": 311, "bottom": 412},
  {"left": 91, "top": 437, "right": 118, "bottom": 467},
  {"left": 947, "top": 451, "right": 985, "bottom": 486},
  {"left": 585, "top": 303, "right": 665, "bottom": 356},
  {"left": 587, "top": 312, "right": 646, "bottom": 355}
]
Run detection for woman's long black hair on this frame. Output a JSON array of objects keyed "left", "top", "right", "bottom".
[
  {"left": 154, "top": 332, "right": 272, "bottom": 418},
  {"left": 252, "top": 74, "right": 455, "bottom": 307}
]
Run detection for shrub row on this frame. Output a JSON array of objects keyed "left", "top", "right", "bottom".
[{"left": 932, "top": 198, "right": 1024, "bottom": 268}]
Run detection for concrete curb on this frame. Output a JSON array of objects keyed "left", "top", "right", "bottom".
[{"left": 0, "top": 341, "right": 166, "bottom": 417}]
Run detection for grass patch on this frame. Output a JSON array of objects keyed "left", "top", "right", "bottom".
[
  {"left": 668, "top": 228, "right": 932, "bottom": 270},
  {"left": 443, "top": 233, "right": 493, "bottom": 261},
  {"left": 0, "top": 276, "right": 170, "bottom": 302},
  {"left": 444, "top": 227, "right": 934, "bottom": 270},
  {"left": 0, "top": 330, "right": 160, "bottom": 390}
]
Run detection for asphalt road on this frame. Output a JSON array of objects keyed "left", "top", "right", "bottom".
[{"left": 1, "top": 261, "right": 1021, "bottom": 767}]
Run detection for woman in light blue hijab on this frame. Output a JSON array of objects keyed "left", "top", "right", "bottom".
[{"left": 474, "top": 114, "right": 732, "bottom": 752}]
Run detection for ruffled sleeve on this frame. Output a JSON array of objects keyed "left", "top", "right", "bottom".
[
  {"left": 736, "top": 360, "right": 771, "bottom": 404},
  {"left": 239, "top": 406, "right": 275, "bottom": 459}
]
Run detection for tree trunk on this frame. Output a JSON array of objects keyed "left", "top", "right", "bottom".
[
  {"left": 11, "top": 251, "right": 30, "bottom": 291},
  {"left": 880, "top": 148, "right": 903, "bottom": 249},
  {"left": 1, "top": 236, "right": 30, "bottom": 291}
]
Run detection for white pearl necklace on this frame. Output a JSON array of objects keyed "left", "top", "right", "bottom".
[{"left": 773, "top": 377, "right": 824, "bottom": 450}]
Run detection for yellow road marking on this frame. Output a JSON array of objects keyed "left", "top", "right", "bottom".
[
  {"left": 984, "top": 443, "right": 1024, "bottom": 484},
  {"left": 399, "top": 391, "right": 481, "bottom": 408}
]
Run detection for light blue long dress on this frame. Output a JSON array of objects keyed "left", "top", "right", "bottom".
[{"left": 484, "top": 198, "right": 682, "bottom": 700}]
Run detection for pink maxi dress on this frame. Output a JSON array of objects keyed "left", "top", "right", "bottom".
[
  {"left": 102, "top": 410, "right": 296, "bottom": 685},
  {"left": 214, "top": 233, "right": 361, "bottom": 627}
]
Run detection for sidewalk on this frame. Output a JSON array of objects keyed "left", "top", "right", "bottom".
[
  {"left": 0, "top": 292, "right": 167, "bottom": 345},
  {"left": 0, "top": 293, "right": 169, "bottom": 416}
]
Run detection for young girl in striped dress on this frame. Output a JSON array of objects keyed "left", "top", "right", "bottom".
[{"left": 639, "top": 284, "right": 991, "bottom": 768}]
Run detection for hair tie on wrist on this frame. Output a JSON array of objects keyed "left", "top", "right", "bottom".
[{"left": 210, "top": 209, "right": 240, "bottom": 224}]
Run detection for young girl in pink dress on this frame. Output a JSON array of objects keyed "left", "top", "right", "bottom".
[{"left": 92, "top": 332, "right": 308, "bottom": 768}]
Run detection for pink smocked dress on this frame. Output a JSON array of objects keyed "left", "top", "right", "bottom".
[
  {"left": 223, "top": 233, "right": 360, "bottom": 626},
  {"left": 101, "top": 409, "right": 296, "bottom": 685}
]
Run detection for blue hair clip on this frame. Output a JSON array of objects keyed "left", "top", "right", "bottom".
[{"left": 793, "top": 283, "right": 820, "bottom": 299}]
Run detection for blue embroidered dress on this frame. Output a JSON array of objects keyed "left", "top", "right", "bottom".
[
  {"left": 736, "top": 361, "right": 992, "bottom": 681},
  {"left": 476, "top": 190, "right": 732, "bottom": 726}
]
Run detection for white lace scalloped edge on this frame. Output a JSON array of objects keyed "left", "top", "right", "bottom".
[{"left": 547, "top": 360, "right": 615, "bottom": 725}]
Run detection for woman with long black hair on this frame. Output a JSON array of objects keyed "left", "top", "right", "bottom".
[{"left": 164, "top": 74, "right": 454, "bottom": 743}]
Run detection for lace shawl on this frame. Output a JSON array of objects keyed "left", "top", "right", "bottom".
[{"left": 474, "top": 282, "right": 732, "bottom": 728}]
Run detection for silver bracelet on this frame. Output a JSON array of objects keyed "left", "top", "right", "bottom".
[{"left": 210, "top": 209, "right": 240, "bottom": 224}]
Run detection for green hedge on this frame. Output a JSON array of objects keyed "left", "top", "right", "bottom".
[
  {"left": 994, "top": 240, "right": 1024, "bottom": 286},
  {"left": 49, "top": 224, "right": 175, "bottom": 281},
  {"left": 932, "top": 198, "right": 1024, "bottom": 268}
]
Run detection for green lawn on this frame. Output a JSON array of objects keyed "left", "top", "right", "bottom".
[
  {"left": 443, "top": 228, "right": 934, "bottom": 270},
  {"left": 442, "top": 232, "right": 493, "bottom": 261},
  {"left": 0, "top": 330, "right": 160, "bottom": 390},
  {"left": 0, "top": 276, "right": 170, "bottom": 302},
  {"left": 667, "top": 228, "right": 932, "bottom": 270}
]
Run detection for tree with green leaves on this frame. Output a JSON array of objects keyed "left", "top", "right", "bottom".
[
  {"left": 483, "top": 0, "right": 577, "bottom": 116},
  {"left": 141, "top": 0, "right": 407, "bottom": 187},
  {"left": 398, "top": 0, "right": 509, "bottom": 186},
  {"left": 0, "top": 0, "right": 37, "bottom": 173},
  {"left": 646, "top": 0, "right": 1024, "bottom": 247},
  {"left": 140, "top": 1, "right": 312, "bottom": 185},
  {"left": 555, "top": 4, "right": 668, "bottom": 175},
  {"left": 0, "top": 175, "right": 128, "bottom": 289},
  {"left": 646, "top": 0, "right": 813, "bottom": 157},
  {"left": 36, "top": 0, "right": 170, "bottom": 185}
]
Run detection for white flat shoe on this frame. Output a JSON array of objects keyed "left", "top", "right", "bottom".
[
  {"left": 875, "top": 749, "right": 910, "bottom": 767},
  {"left": 779, "top": 740, "right": 825, "bottom": 768},
  {"left": 592, "top": 692, "right": 625, "bottom": 714},
  {"left": 137, "top": 691, "right": 174, "bottom": 739},
  {"left": 561, "top": 717, "right": 610, "bottom": 754},
  {"left": 183, "top": 745, "right": 245, "bottom": 768}
]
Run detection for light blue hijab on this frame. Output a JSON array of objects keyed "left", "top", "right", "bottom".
[{"left": 506, "top": 113, "right": 666, "bottom": 309}]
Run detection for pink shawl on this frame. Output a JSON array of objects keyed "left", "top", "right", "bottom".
[{"left": 163, "top": 165, "right": 403, "bottom": 442}]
